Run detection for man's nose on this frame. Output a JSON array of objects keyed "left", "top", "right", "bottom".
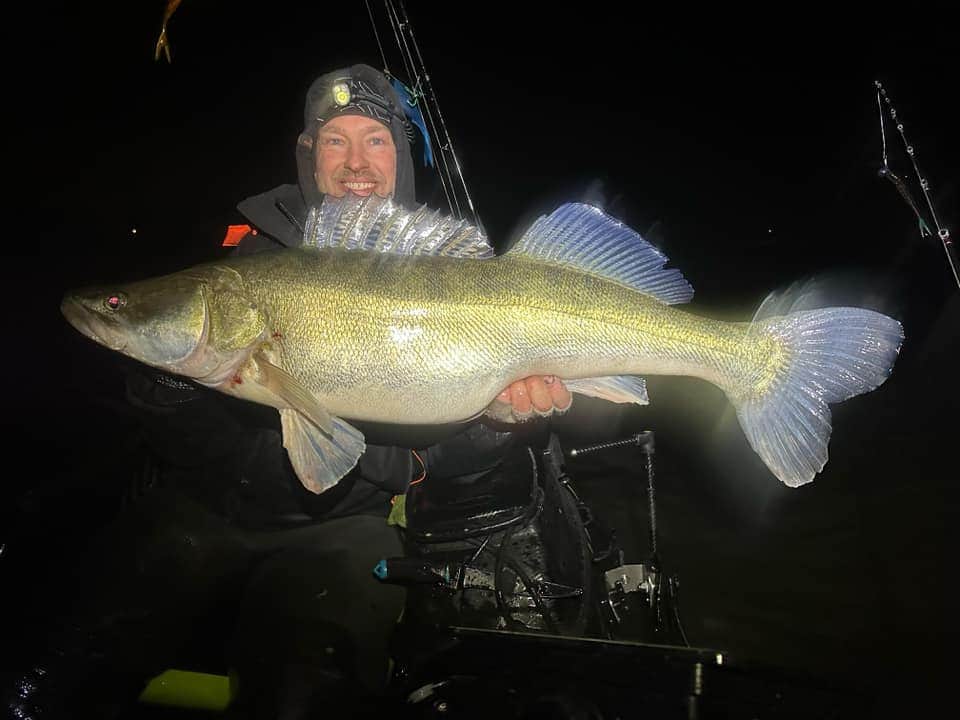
[{"left": 344, "top": 142, "right": 368, "bottom": 171}]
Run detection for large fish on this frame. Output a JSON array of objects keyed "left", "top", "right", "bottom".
[{"left": 61, "top": 196, "right": 903, "bottom": 493}]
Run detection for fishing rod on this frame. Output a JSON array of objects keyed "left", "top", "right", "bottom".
[
  {"left": 365, "top": 0, "right": 486, "bottom": 236},
  {"left": 875, "top": 80, "right": 958, "bottom": 290}
]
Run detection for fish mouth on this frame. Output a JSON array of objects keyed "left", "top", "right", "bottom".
[
  {"left": 60, "top": 296, "right": 128, "bottom": 353},
  {"left": 61, "top": 296, "right": 97, "bottom": 340}
]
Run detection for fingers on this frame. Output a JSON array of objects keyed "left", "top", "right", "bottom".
[
  {"left": 524, "top": 376, "right": 554, "bottom": 414},
  {"left": 508, "top": 379, "right": 532, "bottom": 416},
  {"left": 544, "top": 375, "right": 573, "bottom": 412},
  {"left": 495, "top": 376, "right": 574, "bottom": 422},
  {"left": 490, "top": 375, "right": 574, "bottom": 425}
]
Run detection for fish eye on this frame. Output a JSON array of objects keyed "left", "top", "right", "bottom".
[{"left": 104, "top": 293, "right": 127, "bottom": 311}]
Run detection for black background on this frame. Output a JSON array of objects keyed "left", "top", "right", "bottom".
[{"left": 5, "top": 1, "right": 958, "bottom": 714}]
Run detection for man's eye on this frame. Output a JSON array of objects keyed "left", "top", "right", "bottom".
[
  {"left": 369, "top": 136, "right": 388, "bottom": 146},
  {"left": 321, "top": 137, "right": 344, "bottom": 146}
]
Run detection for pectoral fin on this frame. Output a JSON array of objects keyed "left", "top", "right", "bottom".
[
  {"left": 281, "top": 410, "right": 366, "bottom": 494},
  {"left": 231, "top": 353, "right": 363, "bottom": 493},
  {"left": 255, "top": 355, "right": 334, "bottom": 436},
  {"left": 564, "top": 376, "right": 649, "bottom": 405}
]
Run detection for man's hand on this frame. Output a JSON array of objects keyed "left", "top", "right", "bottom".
[{"left": 494, "top": 375, "right": 572, "bottom": 422}]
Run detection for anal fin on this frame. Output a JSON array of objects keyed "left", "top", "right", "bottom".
[{"left": 565, "top": 375, "right": 649, "bottom": 405}]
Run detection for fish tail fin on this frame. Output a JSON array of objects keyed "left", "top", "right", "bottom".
[{"left": 733, "top": 287, "right": 904, "bottom": 487}]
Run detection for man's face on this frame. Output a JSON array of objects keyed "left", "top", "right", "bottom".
[{"left": 314, "top": 114, "right": 397, "bottom": 199}]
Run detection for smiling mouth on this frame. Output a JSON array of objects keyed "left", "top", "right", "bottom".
[{"left": 342, "top": 181, "right": 378, "bottom": 193}]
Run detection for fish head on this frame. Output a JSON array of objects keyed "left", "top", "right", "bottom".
[{"left": 61, "top": 266, "right": 268, "bottom": 385}]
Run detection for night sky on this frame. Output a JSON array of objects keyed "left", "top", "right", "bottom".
[{"left": 6, "top": 1, "right": 959, "bottom": 715}]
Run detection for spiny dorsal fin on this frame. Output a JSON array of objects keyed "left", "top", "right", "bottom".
[
  {"left": 507, "top": 203, "right": 694, "bottom": 305},
  {"left": 303, "top": 195, "right": 495, "bottom": 258}
]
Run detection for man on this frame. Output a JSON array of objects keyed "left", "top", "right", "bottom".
[
  {"left": 4, "top": 64, "right": 572, "bottom": 718},
  {"left": 232, "top": 62, "right": 571, "bottom": 429},
  {"left": 220, "top": 61, "right": 576, "bottom": 715},
  {"left": 222, "top": 62, "right": 572, "bottom": 513}
]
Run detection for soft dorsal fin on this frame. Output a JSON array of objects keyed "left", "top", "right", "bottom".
[
  {"left": 303, "top": 195, "right": 495, "bottom": 258},
  {"left": 507, "top": 203, "right": 694, "bottom": 305}
]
